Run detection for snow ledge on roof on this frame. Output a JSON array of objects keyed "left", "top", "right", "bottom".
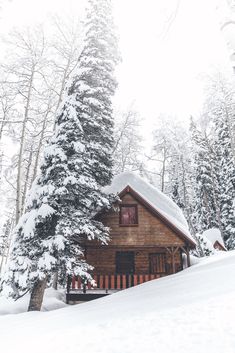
[{"left": 203, "top": 228, "right": 226, "bottom": 249}]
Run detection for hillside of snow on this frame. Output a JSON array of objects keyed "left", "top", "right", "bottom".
[{"left": 1, "top": 251, "right": 235, "bottom": 353}]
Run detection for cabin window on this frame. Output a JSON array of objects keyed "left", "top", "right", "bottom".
[
  {"left": 116, "top": 251, "right": 135, "bottom": 274},
  {"left": 149, "top": 253, "right": 166, "bottom": 274},
  {"left": 119, "top": 205, "right": 138, "bottom": 226}
]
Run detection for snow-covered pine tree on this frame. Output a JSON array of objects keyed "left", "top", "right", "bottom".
[
  {"left": 1, "top": 0, "right": 119, "bottom": 311},
  {"left": 70, "top": 0, "right": 119, "bottom": 187},
  {"left": 166, "top": 126, "right": 196, "bottom": 235},
  {"left": 190, "top": 119, "right": 221, "bottom": 234},
  {"left": 215, "top": 111, "right": 235, "bottom": 249},
  {"left": 203, "top": 74, "right": 235, "bottom": 249},
  {"left": 150, "top": 118, "right": 196, "bottom": 234},
  {"left": 193, "top": 233, "right": 215, "bottom": 257}
]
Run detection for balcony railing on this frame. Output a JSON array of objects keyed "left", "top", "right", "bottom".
[{"left": 67, "top": 273, "right": 162, "bottom": 293}]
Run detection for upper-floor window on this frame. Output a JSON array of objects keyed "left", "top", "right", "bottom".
[{"left": 119, "top": 204, "right": 138, "bottom": 226}]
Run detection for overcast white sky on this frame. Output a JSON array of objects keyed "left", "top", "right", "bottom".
[{"left": 0, "top": 0, "right": 233, "bottom": 132}]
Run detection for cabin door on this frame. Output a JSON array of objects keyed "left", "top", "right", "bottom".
[
  {"left": 116, "top": 251, "right": 135, "bottom": 274},
  {"left": 149, "top": 253, "right": 166, "bottom": 274}
]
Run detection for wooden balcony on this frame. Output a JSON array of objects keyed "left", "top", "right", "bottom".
[{"left": 66, "top": 273, "right": 162, "bottom": 303}]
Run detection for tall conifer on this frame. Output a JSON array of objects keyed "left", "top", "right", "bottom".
[{"left": 2, "top": 0, "right": 120, "bottom": 311}]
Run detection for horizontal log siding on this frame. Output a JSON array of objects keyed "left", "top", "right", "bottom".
[
  {"left": 99, "top": 193, "right": 185, "bottom": 247},
  {"left": 86, "top": 247, "right": 182, "bottom": 275},
  {"left": 85, "top": 192, "right": 185, "bottom": 276}
]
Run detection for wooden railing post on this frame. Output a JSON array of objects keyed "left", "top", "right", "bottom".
[
  {"left": 68, "top": 272, "right": 162, "bottom": 294},
  {"left": 186, "top": 246, "right": 191, "bottom": 267}
]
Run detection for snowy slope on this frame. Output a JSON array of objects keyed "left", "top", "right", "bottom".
[
  {"left": 1, "top": 251, "right": 235, "bottom": 353},
  {"left": 104, "top": 172, "right": 196, "bottom": 244}
]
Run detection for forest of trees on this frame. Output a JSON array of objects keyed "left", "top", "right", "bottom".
[
  {"left": 0, "top": 0, "right": 235, "bottom": 310},
  {"left": 148, "top": 74, "right": 235, "bottom": 253}
]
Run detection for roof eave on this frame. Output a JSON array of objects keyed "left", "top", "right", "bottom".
[
  {"left": 119, "top": 185, "right": 196, "bottom": 249},
  {"left": 214, "top": 240, "right": 227, "bottom": 251}
]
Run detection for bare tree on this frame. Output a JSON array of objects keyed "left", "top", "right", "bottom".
[
  {"left": 113, "top": 109, "right": 145, "bottom": 175},
  {"left": 47, "top": 15, "right": 84, "bottom": 121},
  {"left": 1, "top": 27, "right": 49, "bottom": 223},
  {"left": 0, "top": 17, "right": 84, "bottom": 225}
]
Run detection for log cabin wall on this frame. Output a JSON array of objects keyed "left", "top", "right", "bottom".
[
  {"left": 86, "top": 246, "right": 182, "bottom": 275},
  {"left": 99, "top": 193, "right": 185, "bottom": 247},
  {"left": 85, "top": 192, "right": 187, "bottom": 276},
  {"left": 213, "top": 240, "right": 226, "bottom": 251}
]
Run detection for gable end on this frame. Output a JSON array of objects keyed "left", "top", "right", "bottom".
[{"left": 119, "top": 185, "right": 196, "bottom": 248}]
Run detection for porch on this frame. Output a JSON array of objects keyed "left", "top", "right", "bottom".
[
  {"left": 66, "top": 246, "right": 191, "bottom": 303},
  {"left": 66, "top": 273, "right": 161, "bottom": 303}
]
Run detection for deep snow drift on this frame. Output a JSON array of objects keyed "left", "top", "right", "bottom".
[{"left": 0, "top": 251, "right": 235, "bottom": 353}]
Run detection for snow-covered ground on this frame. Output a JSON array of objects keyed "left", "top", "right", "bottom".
[
  {"left": 0, "top": 288, "right": 67, "bottom": 315},
  {"left": 0, "top": 251, "right": 235, "bottom": 353}
]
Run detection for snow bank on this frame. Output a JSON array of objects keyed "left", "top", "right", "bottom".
[
  {"left": 104, "top": 172, "right": 195, "bottom": 244},
  {"left": 0, "top": 251, "right": 235, "bottom": 353},
  {"left": 0, "top": 288, "right": 67, "bottom": 315}
]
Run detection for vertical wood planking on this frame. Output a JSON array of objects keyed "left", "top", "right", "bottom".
[
  {"left": 111, "top": 275, "right": 115, "bottom": 289},
  {"left": 117, "top": 275, "right": 121, "bottom": 289},
  {"left": 129, "top": 275, "right": 132, "bottom": 288},
  {"left": 91, "top": 272, "right": 164, "bottom": 290},
  {"left": 77, "top": 277, "right": 81, "bottom": 289},
  {"left": 105, "top": 275, "right": 109, "bottom": 289},
  {"left": 139, "top": 275, "right": 144, "bottom": 284},
  {"left": 134, "top": 274, "right": 138, "bottom": 286},
  {"left": 122, "top": 275, "right": 126, "bottom": 289},
  {"left": 72, "top": 276, "right": 75, "bottom": 289},
  {"left": 99, "top": 275, "right": 104, "bottom": 289}
]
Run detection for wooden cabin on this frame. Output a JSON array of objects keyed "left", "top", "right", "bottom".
[
  {"left": 203, "top": 228, "right": 227, "bottom": 252},
  {"left": 67, "top": 172, "right": 196, "bottom": 302},
  {"left": 213, "top": 240, "right": 226, "bottom": 251}
]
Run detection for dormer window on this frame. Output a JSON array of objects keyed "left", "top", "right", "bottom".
[{"left": 119, "top": 204, "right": 138, "bottom": 226}]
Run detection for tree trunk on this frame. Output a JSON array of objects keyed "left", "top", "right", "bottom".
[
  {"left": 0, "top": 213, "right": 15, "bottom": 273},
  {"left": 21, "top": 145, "right": 33, "bottom": 212},
  {"left": 30, "top": 111, "right": 48, "bottom": 186},
  {"left": 28, "top": 277, "right": 47, "bottom": 311},
  {"left": 52, "top": 272, "right": 58, "bottom": 290},
  {"left": 16, "top": 68, "right": 35, "bottom": 224},
  {"left": 53, "top": 58, "right": 71, "bottom": 131},
  {"left": 0, "top": 252, "right": 5, "bottom": 274}
]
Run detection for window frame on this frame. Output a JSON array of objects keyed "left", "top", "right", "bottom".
[
  {"left": 149, "top": 253, "right": 167, "bottom": 274},
  {"left": 116, "top": 251, "right": 135, "bottom": 274},
  {"left": 119, "top": 204, "right": 138, "bottom": 227}
]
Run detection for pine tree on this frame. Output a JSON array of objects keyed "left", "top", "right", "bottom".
[
  {"left": 1, "top": 0, "right": 119, "bottom": 311},
  {"left": 205, "top": 74, "right": 235, "bottom": 249},
  {"left": 70, "top": 0, "right": 119, "bottom": 187},
  {"left": 194, "top": 233, "right": 215, "bottom": 257},
  {"left": 215, "top": 112, "right": 235, "bottom": 248},
  {"left": 190, "top": 119, "right": 221, "bottom": 234}
]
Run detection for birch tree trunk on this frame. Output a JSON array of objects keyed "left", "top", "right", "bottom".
[
  {"left": 0, "top": 214, "right": 15, "bottom": 273},
  {"left": 31, "top": 111, "right": 49, "bottom": 185},
  {"left": 15, "top": 68, "right": 35, "bottom": 224},
  {"left": 21, "top": 145, "right": 33, "bottom": 211}
]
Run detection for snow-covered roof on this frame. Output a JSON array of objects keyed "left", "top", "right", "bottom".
[
  {"left": 203, "top": 228, "right": 226, "bottom": 249},
  {"left": 104, "top": 172, "right": 196, "bottom": 246}
]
